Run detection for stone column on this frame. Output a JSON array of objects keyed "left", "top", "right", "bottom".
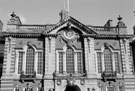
[
  {"left": 5, "top": 37, "right": 12, "bottom": 74},
  {"left": 84, "top": 38, "right": 89, "bottom": 74}
]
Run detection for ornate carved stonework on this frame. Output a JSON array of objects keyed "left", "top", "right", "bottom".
[
  {"left": 59, "top": 29, "right": 80, "bottom": 46},
  {"left": 66, "top": 77, "right": 76, "bottom": 86}
]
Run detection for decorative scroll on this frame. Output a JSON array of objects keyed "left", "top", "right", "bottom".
[
  {"left": 101, "top": 71, "right": 117, "bottom": 81},
  {"left": 20, "top": 71, "right": 36, "bottom": 83},
  {"left": 67, "top": 77, "right": 76, "bottom": 86}
]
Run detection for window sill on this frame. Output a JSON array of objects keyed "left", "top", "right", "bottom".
[{"left": 53, "top": 73, "right": 86, "bottom": 79}]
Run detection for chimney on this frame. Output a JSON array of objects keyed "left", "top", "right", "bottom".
[
  {"left": 104, "top": 19, "right": 113, "bottom": 27},
  {"left": 59, "top": 10, "right": 69, "bottom": 21}
]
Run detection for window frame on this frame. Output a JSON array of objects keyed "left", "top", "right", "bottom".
[
  {"left": 23, "top": 88, "right": 33, "bottom": 91},
  {"left": 15, "top": 45, "right": 43, "bottom": 77},
  {"left": 106, "top": 86, "right": 115, "bottom": 91},
  {"left": 14, "top": 88, "right": 20, "bottom": 91},
  {"left": 56, "top": 46, "right": 83, "bottom": 75},
  {"left": 96, "top": 46, "right": 121, "bottom": 75}
]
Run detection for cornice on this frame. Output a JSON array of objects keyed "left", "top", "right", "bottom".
[
  {"left": 3, "top": 32, "right": 58, "bottom": 38},
  {"left": 82, "top": 34, "right": 133, "bottom": 39},
  {"left": 3, "top": 32, "right": 42, "bottom": 38},
  {"left": 2, "top": 32, "right": 133, "bottom": 39}
]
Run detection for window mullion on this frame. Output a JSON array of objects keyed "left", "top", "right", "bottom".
[
  {"left": 23, "top": 52, "right": 26, "bottom": 74},
  {"left": 112, "top": 52, "right": 115, "bottom": 72},
  {"left": 56, "top": 51, "right": 59, "bottom": 73},
  {"left": 63, "top": 52, "right": 66, "bottom": 74},
  {"left": 101, "top": 52, "right": 105, "bottom": 72},
  {"left": 74, "top": 52, "right": 77, "bottom": 74},
  {"left": 34, "top": 52, "right": 38, "bottom": 74}
]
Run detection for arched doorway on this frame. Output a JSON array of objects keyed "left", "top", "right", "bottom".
[{"left": 65, "top": 85, "right": 81, "bottom": 91}]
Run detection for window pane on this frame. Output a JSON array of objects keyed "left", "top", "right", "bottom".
[
  {"left": 114, "top": 52, "right": 120, "bottom": 73},
  {"left": 18, "top": 52, "right": 23, "bottom": 74},
  {"left": 119, "top": 86, "right": 123, "bottom": 91},
  {"left": 15, "top": 88, "right": 20, "bottom": 91},
  {"left": 77, "top": 52, "right": 83, "bottom": 74},
  {"left": 66, "top": 48, "right": 74, "bottom": 74},
  {"left": 26, "top": 47, "right": 34, "bottom": 74},
  {"left": 38, "top": 52, "right": 43, "bottom": 74},
  {"left": 25, "top": 88, "right": 33, "bottom": 91},
  {"left": 97, "top": 52, "right": 102, "bottom": 73},
  {"left": 107, "top": 86, "right": 114, "bottom": 91},
  {"left": 104, "top": 49, "right": 113, "bottom": 74},
  {"left": 59, "top": 52, "right": 63, "bottom": 74}
]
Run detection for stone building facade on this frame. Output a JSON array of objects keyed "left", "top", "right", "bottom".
[
  {"left": 0, "top": 11, "right": 135, "bottom": 91},
  {"left": 0, "top": 20, "right": 4, "bottom": 79}
]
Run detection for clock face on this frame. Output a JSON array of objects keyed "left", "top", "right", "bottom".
[{"left": 64, "top": 30, "right": 75, "bottom": 39}]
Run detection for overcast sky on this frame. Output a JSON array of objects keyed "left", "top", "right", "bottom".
[{"left": 0, "top": 0, "right": 134, "bottom": 34}]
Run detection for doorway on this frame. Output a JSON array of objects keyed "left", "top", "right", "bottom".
[{"left": 65, "top": 85, "right": 81, "bottom": 91}]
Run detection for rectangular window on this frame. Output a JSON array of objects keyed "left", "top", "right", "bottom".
[
  {"left": 25, "top": 88, "right": 33, "bottom": 91},
  {"left": 37, "top": 52, "right": 43, "bottom": 74},
  {"left": 119, "top": 86, "right": 123, "bottom": 91},
  {"left": 77, "top": 52, "right": 83, "bottom": 74},
  {"left": 104, "top": 49, "right": 113, "bottom": 74},
  {"left": 26, "top": 47, "right": 34, "bottom": 74},
  {"left": 14, "top": 88, "right": 20, "bottom": 91},
  {"left": 66, "top": 49, "right": 74, "bottom": 74},
  {"left": 114, "top": 52, "right": 120, "bottom": 73},
  {"left": 37, "top": 87, "right": 43, "bottom": 91},
  {"left": 97, "top": 52, "right": 102, "bottom": 73},
  {"left": 59, "top": 52, "right": 63, "bottom": 74},
  {"left": 107, "top": 86, "right": 114, "bottom": 91},
  {"left": 18, "top": 52, "right": 23, "bottom": 74}
]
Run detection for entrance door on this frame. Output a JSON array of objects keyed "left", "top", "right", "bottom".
[{"left": 65, "top": 85, "right": 81, "bottom": 91}]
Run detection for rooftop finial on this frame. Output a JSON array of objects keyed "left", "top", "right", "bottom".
[
  {"left": 10, "top": 11, "right": 16, "bottom": 18},
  {"left": 117, "top": 15, "right": 122, "bottom": 21}
]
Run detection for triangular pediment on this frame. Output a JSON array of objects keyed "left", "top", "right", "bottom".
[{"left": 46, "top": 16, "right": 97, "bottom": 35}]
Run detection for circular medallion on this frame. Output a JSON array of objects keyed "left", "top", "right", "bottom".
[{"left": 64, "top": 30, "right": 75, "bottom": 39}]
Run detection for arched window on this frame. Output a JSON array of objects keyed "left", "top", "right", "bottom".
[
  {"left": 97, "top": 45, "right": 120, "bottom": 74},
  {"left": 26, "top": 46, "right": 35, "bottom": 74},
  {"left": 17, "top": 44, "right": 43, "bottom": 75},
  {"left": 57, "top": 47, "right": 83, "bottom": 74},
  {"left": 104, "top": 48, "right": 113, "bottom": 74},
  {"left": 14, "top": 84, "right": 20, "bottom": 91},
  {"left": 25, "top": 84, "right": 33, "bottom": 91},
  {"left": 66, "top": 48, "right": 74, "bottom": 74}
]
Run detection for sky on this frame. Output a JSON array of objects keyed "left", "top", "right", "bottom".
[{"left": 0, "top": 0, "right": 134, "bottom": 34}]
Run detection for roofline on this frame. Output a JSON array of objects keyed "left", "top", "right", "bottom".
[
  {"left": 2, "top": 32, "right": 58, "bottom": 37},
  {"left": 82, "top": 34, "right": 133, "bottom": 39},
  {"left": 2, "top": 32, "right": 133, "bottom": 39}
]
